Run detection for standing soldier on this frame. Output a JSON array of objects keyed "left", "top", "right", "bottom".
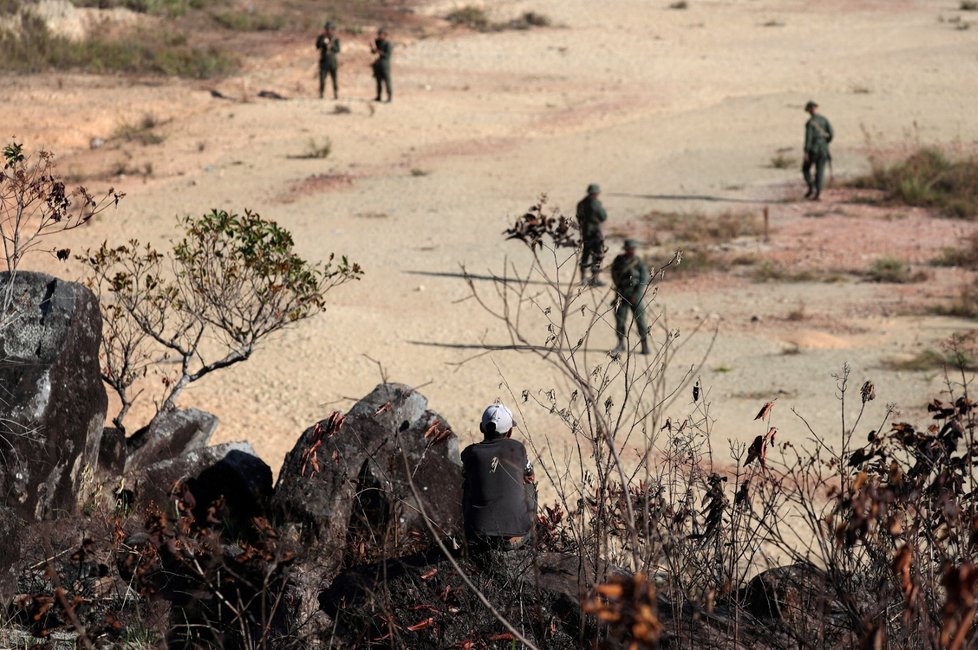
[
  {"left": 576, "top": 183, "right": 607, "bottom": 286},
  {"left": 371, "top": 27, "right": 393, "bottom": 103},
  {"left": 316, "top": 21, "right": 340, "bottom": 100},
  {"left": 611, "top": 239, "right": 650, "bottom": 356},
  {"left": 802, "top": 100, "right": 833, "bottom": 201}
]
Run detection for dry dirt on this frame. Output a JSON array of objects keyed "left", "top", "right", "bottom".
[{"left": 3, "top": 0, "right": 978, "bottom": 498}]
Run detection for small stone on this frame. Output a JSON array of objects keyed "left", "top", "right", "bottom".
[{"left": 89, "top": 137, "right": 104, "bottom": 150}]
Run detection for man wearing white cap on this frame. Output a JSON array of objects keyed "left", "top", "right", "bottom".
[{"left": 461, "top": 403, "right": 536, "bottom": 551}]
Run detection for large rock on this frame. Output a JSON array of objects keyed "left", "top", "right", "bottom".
[
  {"left": 125, "top": 407, "right": 218, "bottom": 472},
  {"left": 273, "top": 383, "right": 463, "bottom": 579},
  {"left": 0, "top": 271, "right": 107, "bottom": 520},
  {"left": 124, "top": 441, "right": 257, "bottom": 511}
]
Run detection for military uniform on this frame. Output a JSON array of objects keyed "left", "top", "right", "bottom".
[
  {"left": 611, "top": 240, "right": 650, "bottom": 355},
  {"left": 802, "top": 101, "right": 833, "bottom": 200},
  {"left": 576, "top": 183, "right": 607, "bottom": 285},
  {"left": 371, "top": 31, "right": 393, "bottom": 102},
  {"left": 316, "top": 25, "right": 341, "bottom": 99}
]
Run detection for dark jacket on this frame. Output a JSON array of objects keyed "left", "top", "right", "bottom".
[
  {"left": 316, "top": 34, "right": 340, "bottom": 68},
  {"left": 461, "top": 437, "right": 533, "bottom": 538}
]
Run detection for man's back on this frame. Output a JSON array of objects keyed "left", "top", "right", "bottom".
[
  {"left": 576, "top": 195, "right": 607, "bottom": 239},
  {"left": 461, "top": 438, "right": 532, "bottom": 538}
]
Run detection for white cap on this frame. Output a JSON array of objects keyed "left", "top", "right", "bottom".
[{"left": 481, "top": 403, "right": 514, "bottom": 435}]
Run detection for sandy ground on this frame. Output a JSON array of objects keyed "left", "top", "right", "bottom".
[{"left": 3, "top": 0, "right": 978, "bottom": 496}]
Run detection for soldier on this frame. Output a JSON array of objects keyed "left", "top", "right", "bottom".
[
  {"left": 576, "top": 183, "right": 608, "bottom": 286},
  {"left": 370, "top": 27, "right": 393, "bottom": 103},
  {"left": 315, "top": 21, "right": 340, "bottom": 100},
  {"left": 611, "top": 239, "right": 650, "bottom": 356},
  {"left": 461, "top": 403, "right": 536, "bottom": 553},
  {"left": 802, "top": 100, "right": 833, "bottom": 201}
]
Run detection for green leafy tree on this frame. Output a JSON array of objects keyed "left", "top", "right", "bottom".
[{"left": 81, "top": 208, "right": 361, "bottom": 431}]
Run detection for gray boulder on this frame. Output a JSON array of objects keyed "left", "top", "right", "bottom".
[
  {"left": 0, "top": 271, "right": 107, "bottom": 520},
  {"left": 124, "top": 441, "right": 257, "bottom": 511},
  {"left": 273, "top": 383, "right": 463, "bottom": 579},
  {"left": 125, "top": 407, "right": 218, "bottom": 472}
]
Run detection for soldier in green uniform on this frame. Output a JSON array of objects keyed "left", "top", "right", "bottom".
[
  {"left": 370, "top": 27, "right": 393, "bottom": 103},
  {"left": 610, "top": 239, "right": 650, "bottom": 356},
  {"left": 316, "top": 21, "right": 340, "bottom": 99},
  {"left": 576, "top": 183, "right": 608, "bottom": 286},
  {"left": 802, "top": 100, "right": 833, "bottom": 201}
]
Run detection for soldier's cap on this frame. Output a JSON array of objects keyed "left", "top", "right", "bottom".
[
  {"left": 623, "top": 238, "right": 639, "bottom": 250},
  {"left": 587, "top": 183, "right": 601, "bottom": 195},
  {"left": 378, "top": 26, "right": 388, "bottom": 34},
  {"left": 324, "top": 20, "right": 335, "bottom": 29},
  {"left": 804, "top": 100, "right": 818, "bottom": 111},
  {"left": 481, "top": 403, "right": 515, "bottom": 436}
]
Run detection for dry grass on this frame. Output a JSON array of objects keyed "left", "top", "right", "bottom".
[
  {"left": 864, "top": 257, "right": 929, "bottom": 283},
  {"left": 0, "top": 13, "right": 236, "bottom": 77},
  {"left": 851, "top": 147, "right": 978, "bottom": 220},
  {"left": 446, "top": 6, "right": 551, "bottom": 32},
  {"left": 930, "top": 231, "right": 978, "bottom": 269}
]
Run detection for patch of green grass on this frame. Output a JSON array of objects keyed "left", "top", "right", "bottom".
[
  {"left": 0, "top": 14, "right": 237, "bottom": 77},
  {"left": 865, "top": 257, "right": 928, "bottom": 283},
  {"left": 211, "top": 10, "right": 284, "bottom": 32},
  {"left": 851, "top": 147, "right": 978, "bottom": 220}
]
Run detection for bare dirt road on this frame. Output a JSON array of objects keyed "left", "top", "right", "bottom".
[{"left": 4, "top": 0, "right": 977, "bottom": 492}]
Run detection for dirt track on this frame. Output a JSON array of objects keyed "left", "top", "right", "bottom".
[{"left": 3, "top": 0, "right": 977, "bottom": 492}]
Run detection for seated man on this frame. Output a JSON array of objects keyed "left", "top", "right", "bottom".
[{"left": 461, "top": 403, "right": 536, "bottom": 551}]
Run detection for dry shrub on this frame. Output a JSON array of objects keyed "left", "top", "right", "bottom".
[{"left": 852, "top": 147, "right": 978, "bottom": 220}]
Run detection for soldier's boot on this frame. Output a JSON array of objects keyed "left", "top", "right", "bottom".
[
  {"left": 610, "top": 337, "right": 625, "bottom": 357},
  {"left": 640, "top": 338, "right": 649, "bottom": 355},
  {"left": 590, "top": 272, "right": 606, "bottom": 287},
  {"left": 804, "top": 186, "right": 813, "bottom": 199}
]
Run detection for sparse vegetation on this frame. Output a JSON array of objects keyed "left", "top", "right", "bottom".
[
  {"left": 410, "top": 168, "right": 429, "bottom": 177},
  {"left": 210, "top": 9, "right": 285, "bottom": 32},
  {"left": 932, "top": 283, "right": 978, "bottom": 319},
  {"left": 769, "top": 151, "right": 796, "bottom": 169},
  {"left": 852, "top": 146, "right": 978, "bottom": 219},
  {"left": 930, "top": 231, "right": 978, "bottom": 268},
  {"left": 668, "top": 0, "right": 689, "bottom": 8},
  {"left": 963, "top": 0, "right": 978, "bottom": 10},
  {"left": 0, "top": 13, "right": 237, "bottom": 77},
  {"left": 80, "top": 208, "right": 361, "bottom": 430},
  {"left": 0, "top": 142, "right": 122, "bottom": 323},
  {"left": 71, "top": 0, "right": 209, "bottom": 17},
  {"left": 113, "top": 113, "right": 165, "bottom": 146},
  {"left": 446, "top": 6, "right": 551, "bottom": 32},
  {"left": 865, "top": 256, "right": 928, "bottom": 283},
  {"left": 297, "top": 138, "right": 332, "bottom": 160},
  {"left": 885, "top": 345, "right": 976, "bottom": 371},
  {"left": 333, "top": 104, "right": 352, "bottom": 115}
]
